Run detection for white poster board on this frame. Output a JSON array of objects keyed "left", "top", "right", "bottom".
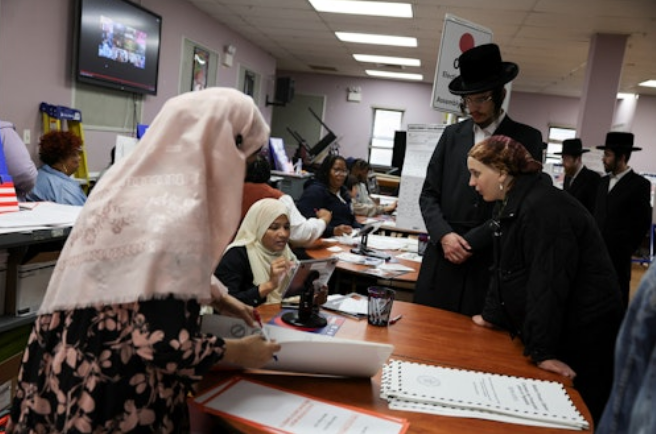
[
  {"left": 582, "top": 149, "right": 605, "bottom": 174},
  {"left": 115, "top": 135, "right": 139, "bottom": 162},
  {"left": 431, "top": 14, "right": 493, "bottom": 114},
  {"left": 395, "top": 124, "right": 446, "bottom": 232}
]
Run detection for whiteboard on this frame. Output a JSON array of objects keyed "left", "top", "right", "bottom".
[{"left": 395, "top": 124, "right": 447, "bottom": 232}]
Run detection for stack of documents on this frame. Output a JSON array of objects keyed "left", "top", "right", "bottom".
[
  {"left": 0, "top": 202, "right": 82, "bottom": 233},
  {"left": 380, "top": 360, "right": 589, "bottom": 430},
  {"left": 321, "top": 293, "right": 368, "bottom": 318}
]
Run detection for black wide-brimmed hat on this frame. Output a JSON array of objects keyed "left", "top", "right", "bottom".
[
  {"left": 554, "top": 138, "right": 589, "bottom": 156},
  {"left": 596, "top": 132, "right": 642, "bottom": 152},
  {"left": 448, "top": 43, "right": 519, "bottom": 95}
]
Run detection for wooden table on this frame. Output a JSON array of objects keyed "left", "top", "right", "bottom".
[
  {"left": 192, "top": 302, "right": 592, "bottom": 433},
  {"left": 357, "top": 214, "right": 424, "bottom": 237},
  {"left": 304, "top": 238, "right": 420, "bottom": 298},
  {"left": 375, "top": 173, "right": 401, "bottom": 195}
]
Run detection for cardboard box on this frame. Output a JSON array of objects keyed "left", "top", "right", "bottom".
[{"left": 16, "top": 259, "right": 57, "bottom": 316}]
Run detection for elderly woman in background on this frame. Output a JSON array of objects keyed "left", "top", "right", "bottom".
[
  {"left": 8, "top": 88, "right": 280, "bottom": 433},
  {"left": 296, "top": 154, "right": 362, "bottom": 237},
  {"left": 216, "top": 198, "right": 298, "bottom": 307},
  {"left": 466, "top": 134, "right": 623, "bottom": 425},
  {"left": 26, "top": 130, "right": 87, "bottom": 205}
]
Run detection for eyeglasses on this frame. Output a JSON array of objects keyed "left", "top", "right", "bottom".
[
  {"left": 462, "top": 94, "right": 493, "bottom": 106},
  {"left": 332, "top": 169, "right": 348, "bottom": 176}
]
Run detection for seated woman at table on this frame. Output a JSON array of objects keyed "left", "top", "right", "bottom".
[
  {"left": 215, "top": 198, "right": 298, "bottom": 307},
  {"left": 349, "top": 158, "right": 397, "bottom": 216},
  {"left": 25, "top": 131, "right": 87, "bottom": 206},
  {"left": 467, "top": 135, "right": 623, "bottom": 424},
  {"left": 242, "top": 155, "right": 332, "bottom": 247},
  {"left": 297, "top": 154, "right": 362, "bottom": 237}
]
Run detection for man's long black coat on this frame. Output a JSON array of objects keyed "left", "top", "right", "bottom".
[{"left": 414, "top": 116, "right": 543, "bottom": 315}]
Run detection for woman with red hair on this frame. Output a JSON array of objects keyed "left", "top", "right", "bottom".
[
  {"left": 467, "top": 134, "right": 623, "bottom": 424},
  {"left": 26, "top": 130, "right": 87, "bottom": 205}
]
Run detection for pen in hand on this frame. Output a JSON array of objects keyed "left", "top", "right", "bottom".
[{"left": 254, "top": 309, "right": 278, "bottom": 361}]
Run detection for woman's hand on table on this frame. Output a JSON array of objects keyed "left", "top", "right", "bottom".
[
  {"left": 472, "top": 314, "right": 497, "bottom": 329},
  {"left": 315, "top": 208, "right": 332, "bottom": 224},
  {"left": 313, "top": 284, "right": 329, "bottom": 306},
  {"left": 333, "top": 225, "right": 353, "bottom": 237},
  {"left": 384, "top": 201, "right": 398, "bottom": 214},
  {"left": 223, "top": 335, "right": 281, "bottom": 368},
  {"left": 538, "top": 359, "right": 577, "bottom": 379},
  {"left": 212, "top": 294, "right": 255, "bottom": 327}
]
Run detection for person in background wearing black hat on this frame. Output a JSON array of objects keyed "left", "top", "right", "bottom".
[
  {"left": 556, "top": 138, "right": 601, "bottom": 214},
  {"left": 593, "top": 132, "right": 652, "bottom": 309},
  {"left": 414, "top": 43, "right": 544, "bottom": 315}
]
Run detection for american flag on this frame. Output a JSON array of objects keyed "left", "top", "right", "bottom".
[{"left": 0, "top": 177, "right": 19, "bottom": 213}]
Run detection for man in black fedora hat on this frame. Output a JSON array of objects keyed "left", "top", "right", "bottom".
[
  {"left": 593, "top": 131, "right": 652, "bottom": 308},
  {"left": 555, "top": 138, "right": 601, "bottom": 213},
  {"left": 415, "top": 43, "right": 543, "bottom": 315}
]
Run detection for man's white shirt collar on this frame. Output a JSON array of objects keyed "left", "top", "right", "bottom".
[
  {"left": 473, "top": 111, "right": 506, "bottom": 145},
  {"left": 608, "top": 166, "right": 632, "bottom": 192}
]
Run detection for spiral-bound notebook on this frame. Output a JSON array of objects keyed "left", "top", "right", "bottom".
[{"left": 380, "top": 360, "right": 589, "bottom": 430}]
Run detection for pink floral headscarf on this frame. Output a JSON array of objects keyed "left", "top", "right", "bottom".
[{"left": 39, "top": 88, "right": 269, "bottom": 314}]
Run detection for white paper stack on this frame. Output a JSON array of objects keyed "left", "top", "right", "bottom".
[{"left": 380, "top": 360, "right": 589, "bottom": 430}]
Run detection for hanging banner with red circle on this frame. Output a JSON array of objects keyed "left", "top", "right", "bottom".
[{"left": 431, "top": 14, "right": 493, "bottom": 113}]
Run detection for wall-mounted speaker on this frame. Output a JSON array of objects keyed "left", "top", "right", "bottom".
[{"left": 274, "top": 77, "right": 295, "bottom": 104}]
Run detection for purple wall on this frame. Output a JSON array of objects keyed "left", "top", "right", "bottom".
[
  {"left": 281, "top": 72, "right": 443, "bottom": 160},
  {"left": 282, "top": 71, "right": 656, "bottom": 173},
  {"left": 0, "top": 0, "right": 276, "bottom": 171},
  {"left": 1, "top": 0, "right": 654, "bottom": 174}
]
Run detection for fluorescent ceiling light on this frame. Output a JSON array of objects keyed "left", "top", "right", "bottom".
[
  {"left": 617, "top": 93, "right": 638, "bottom": 99},
  {"left": 366, "top": 70, "right": 423, "bottom": 81},
  {"left": 309, "top": 0, "right": 412, "bottom": 18},
  {"left": 336, "top": 32, "right": 417, "bottom": 47},
  {"left": 354, "top": 54, "right": 420, "bottom": 67},
  {"left": 638, "top": 80, "right": 656, "bottom": 88}
]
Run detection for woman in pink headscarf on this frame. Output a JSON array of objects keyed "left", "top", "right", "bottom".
[{"left": 8, "top": 89, "right": 280, "bottom": 433}]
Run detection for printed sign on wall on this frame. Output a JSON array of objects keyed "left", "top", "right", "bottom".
[{"left": 431, "top": 14, "right": 493, "bottom": 114}]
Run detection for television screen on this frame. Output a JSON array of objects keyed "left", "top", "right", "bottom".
[{"left": 75, "top": 0, "right": 162, "bottom": 95}]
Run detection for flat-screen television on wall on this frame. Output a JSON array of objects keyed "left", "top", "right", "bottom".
[{"left": 75, "top": 0, "right": 162, "bottom": 95}]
